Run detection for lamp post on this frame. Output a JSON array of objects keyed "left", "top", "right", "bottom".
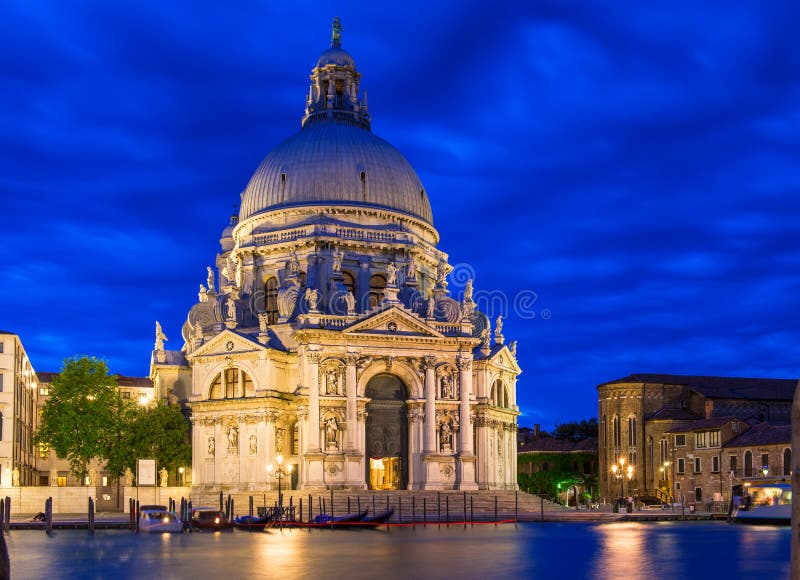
[
  {"left": 610, "top": 457, "right": 635, "bottom": 513},
  {"left": 659, "top": 461, "right": 671, "bottom": 507},
  {"left": 267, "top": 454, "right": 293, "bottom": 506},
  {"left": 178, "top": 466, "right": 185, "bottom": 487}
]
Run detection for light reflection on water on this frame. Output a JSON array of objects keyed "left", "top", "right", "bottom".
[{"left": 5, "top": 522, "right": 790, "bottom": 579}]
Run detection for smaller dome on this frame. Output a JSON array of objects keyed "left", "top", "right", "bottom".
[{"left": 317, "top": 47, "right": 355, "bottom": 68}]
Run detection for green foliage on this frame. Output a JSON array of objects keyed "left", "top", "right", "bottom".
[
  {"left": 35, "top": 356, "right": 131, "bottom": 480},
  {"left": 552, "top": 418, "right": 598, "bottom": 442},
  {"left": 110, "top": 402, "right": 192, "bottom": 478},
  {"left": 517, "top": 452, "right": 599, "bottom": 502}
]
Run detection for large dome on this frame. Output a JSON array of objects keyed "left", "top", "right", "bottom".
[{"left": 239, "top": 122, "right": 433, "bottom": 224}]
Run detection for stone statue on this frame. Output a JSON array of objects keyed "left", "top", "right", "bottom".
[
  {"left": 441, "top": 374, "right": 454, "bottom": 399},
  {"left": 228, "top": 425, "right": 239, "bottom": 450},
  {"left": 436, "top": 261, "right": 447, "bottom": 287},
  {"left": 206, "top": 266, "right": 215, "bottom": 293},
  {"left": 226, "top": 296, "right": 237, "bottom": 321},
  {"left": 199, "top": 284, "right": 208, "bottom": 302},
  {"left": 332, "top": 248, "right": 344, "bottom": 272},
  {"left": 440, "top": 421, "right": 452, "bottom": 451},
  {"left": 249, "top": 434, "right": 258, "bottom": 455},
  {"left": 326, "top": 369, "right": 339, "bottom": 395},
  {"left": 305, "top": 288, "right": 319, "bottom": 311},
  {"left": 288, "top": 248, "right": 300, "bottom": 273},
  {"left": 464, "top": 279, "right": 474, "bottom": 302},
  {"left": 275, "top": 428, "right": 285, "bottom": 453},
  {"left": 50, "top": 468, "right": 59, "bottom": 486},
  {"left": 88, "top": 467, "right": 98, "bottom": 486},
  {"left": 325, "top": 417, "right": 339, "bottom": 451},
  {"left": 406, "top": 259, "right": 416, "bottom": 280},
  {"left": 194, "top": 321, "right": 204, "bottom": 340},
  {"left": 344, "top": 291, "right": 356, "bottom": 314},
  {"left": 154, "top": 321, "right": 167, "bottom": 351},
  {"left": 509, "top": 340, "right": 517, "bottom": 356},
  {"left": 386, "top": 262, "right": 397, "bottom": 286},
  {"left": 481, "top": 327, "right": 491, "bottom": 349},
  {"left": 495, "top": 315, "right": 504, "bottom": 336},
  {"left": 123, "top": 467, "right": 134, "bottom": 487},
  {"left": 258, "top": 312, "right": 269, "bottom": 333},
  {"left": 11, "top": 467, "right": 19, "bottom": 487},
  {"left": 159, "top": 467, "right": 168, "bottom": 487},
  {"left": 208, "top": 436, "right": 215, "bottom": 457},
  {"left": 427, "top": 296, "right": 435, "bottom": 319}
]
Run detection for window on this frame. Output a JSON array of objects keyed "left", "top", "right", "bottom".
[
  {"left": 583, "top": 461, "right": 592, "bottom": 475},
  {"left": 39, "top": 385, "right": 49, "bottom": 396},
  {"left": 693, "top": 458, "right": 701, "bottom": 473},
  {"left": 0, "top": 411, "right": 3, "bottom": 441},
  {"left": 784, "top": 448, "right": 792, "bottom": 477},
  {"left": 708, "top": 431, "right": 720, "bottom": 448},
  {"left": 208, "top": 368, "right": 254, "bottom": 400},
  {"left": 677, "top": 458, "right": 685, "bottom": 474},
  {"left": 292, "top": 423, "right": 300, "bottom": 456},
  {"left": 342, "top": 271, "right": 356, "bottom": 297},
  {"left": 732, "top": 421, "right": 740, "bottom": 433},
  {"left": 696, "top": 432, "right": 707, "bottom": 449},
  {"left": 676, "top": 482, "right": 681, "bottom": 491},
  {"left": 659, "top": 438, "right": 668, "bottom": 465},
  {"left": 612, "top": 415, "right": 621, "bottom": 448},
  {"left": 627, "top": 416, "right": 637, "bottom": 446},
  {"left": 744, "top": 451, "right": 753, "bottom": 477},
  {"left": 122, "top": 391, "right": 131, "bottom": 400},
  {"left": 675, "top": 434, "right": 686, "bottom": 447},
  {"left": 729, "top": 455, "right": 738, "bottom": 475},
  {"left": 542, "top": 462, "right": 550, "bottom": 472},
  {"left": 369, "top": 274, "right": 387, "bottom": 309},
  {"left": 712, "top": 456, "right": 720, "bottom": 473},
  {"left": 57, "top": 476, "right": 67, "bottom": 487},
  {"left": 695, "top": 487, "right": 702, "bottom": 502},
  {"left": 0, "top": 373, "right": 3, "bottom": 392},
  {"left": 264, "top": 277, "right": 279, "bottom": 324},
  {"left": 0, "top": 341, "right": 3, "bottom": 353},
  {"left": 761, "top": 453, "right": 769, "bottom": 474}
]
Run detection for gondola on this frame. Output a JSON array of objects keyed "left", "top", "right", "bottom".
[
  {"left": 359, "top": 508, "right": 394, "bottom": 527},
  {"left": 233, "top": 513, "right": 275, "bottom": 531},
  {"left": 312, "top": 509, "right": 368, "bottom": 526}
]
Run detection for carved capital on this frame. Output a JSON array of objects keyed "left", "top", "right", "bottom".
[
  {"left": 456, "top": 358, "right": 472, "bottom": 371},
  {"left": 308, "top": 352, "right": 321, "bottom": 364},
  {"left": 421, "top": 355, "right": 437, "bottom": 370},
  {"left": 345, "top": 353, "right": 359, "bottom": 366}
]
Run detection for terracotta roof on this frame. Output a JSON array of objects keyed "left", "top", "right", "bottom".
[
  {"left": 37, "top": 372, "right": 152, "bottom": 389},
  {"left": 600, "top": 374, "right": 797, "bottom": 401},
  {"left": 519, "top": 437, "right": 598, "bottom": 454},
  {"left": 646, "top": 408, "right": 702, "bottom": 421},
  {"left": 665, "top": 417, "right": 738, "bottom": 433},
  {"left": 724, "top": 423, "right": 791, "bottom": 448}
]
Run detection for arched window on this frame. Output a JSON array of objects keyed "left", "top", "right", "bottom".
[
  {"left": 541, "top": 462, "right": 549, "bottom": 472},
  {"left": 490, "top": 379, "right": 507, "bottom": 408},
  {"left": 342, "top": 271, "right": 356, "bottom": 297},
  {"left": 612, "top": 415, "right": 621, "bottom": 448},
  {"left": 783, "top": 448, "right": 792, "bottom": 476},
  {"left": 628, "top": 416, "right": 637, "bottom": 447},
  {"left": 659, "top": 438, "right": 668, "bottom": 465},
  {"left": 369, "top": 274, "right": 386, "bottom": 309},
  {"left": 208, "top": 368, "right": 254, "bottom": 400},
  {"left": 0, "top": 411, "right": 3, "bottom": 441},
  {"left": 744, "top": 450, "right": 753, "bottom": 477},
  {"left": 264, "top": 277, "right": 279, "bottom": 324}
]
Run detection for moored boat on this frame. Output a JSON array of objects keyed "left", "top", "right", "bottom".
[
  {"left": 732, "top": 483, "right": 791, "bottom": 526},
  {"left": 312, "top": 509, "right": 368, "bottom": 526},
  {"left": 139, "top": 505, "right": 183, "bottom": 533},
  {"left": 191, "top": 507, "right": 234, "bottom": 531},
  {"left": 233, "top": 513, "right": 274, "bottom": 531}
]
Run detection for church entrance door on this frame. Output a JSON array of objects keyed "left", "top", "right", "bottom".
[{"left": 365, "top": 374, "right": 408, "bottom": 490}]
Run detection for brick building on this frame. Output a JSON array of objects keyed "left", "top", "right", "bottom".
[{"left": 597, "top": 373, "right": 796, "bottom": 505}]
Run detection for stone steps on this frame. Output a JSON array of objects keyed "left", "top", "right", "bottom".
[{"left": 188, "top": 489, "right": 567, "bottom": 521}]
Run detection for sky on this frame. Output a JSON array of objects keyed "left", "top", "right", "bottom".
[{"left": 1, "top": 1, "right": 799, "bottom": 430}]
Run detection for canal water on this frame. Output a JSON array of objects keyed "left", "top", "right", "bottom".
[{"left": 5, "top": 521, "right": 790, "bottom": 579}]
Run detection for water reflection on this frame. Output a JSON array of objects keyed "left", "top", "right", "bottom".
[{"left": 592, "top": 523, "right": 652, "bottom": 579}]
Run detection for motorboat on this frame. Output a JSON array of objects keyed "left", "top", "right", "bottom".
[
  {"left": 139, "top": 505, "right": 183, "bottom": 533},
  {"left": 191, "top": 507, "right": 234, "bottom": 531},
  {"left": 732, "top": 483, "right": 791, "bottom": 526}
]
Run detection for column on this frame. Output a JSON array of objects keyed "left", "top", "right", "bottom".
[
  {"left": 213, "top": 419, "right": 223, "bottom": 484},
  {"left": 307, "top": 351, "right": 321, "bottom": 452},
  {"left": 265, "top": 412, "right": 277, "bottom": 488},
  {"left": 456, "top": 357, "right": 477, "bottom": 490},
  {"left": 237, "top": 371, "right": 244, "bottom": 398},
  {"left": 345, "top": 354, "right": 358, "bottom": 451},
  {"left": 423, "top": 356, "right": 437, "bottom": 453},
  {"left": 238, "top": 415, "right": 246, "bottom": 485}
]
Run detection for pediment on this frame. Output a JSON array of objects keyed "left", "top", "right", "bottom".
[
  {"left": 188, "top": 329, "right": 266, "bottom": 359},
  {"left": 487, "top": 345, "right": 522, "bottom": 374},
  {"left": 344, "top": 306, "right": 444, "bottom": 339}
]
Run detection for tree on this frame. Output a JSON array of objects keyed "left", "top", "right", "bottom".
[
  {"left": 552, "top": 418, "right": 598, "bottom": 442},
  {"left": 35, "top": 356, "right": 132, "bottom": 481},
  {"left": 108, "top": 402, "right": 192, "bottom": 482}
]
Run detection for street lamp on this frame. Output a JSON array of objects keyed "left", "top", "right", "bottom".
[
  {"left": 267, "top": 454, "right": 293, "bottom": 506},
  {"left": 659, "top": 461, "right": 671, "bottom": 506},
  {"left": 178, "top": 466, "right": 185, "bottom": 487},
  {"left": 610, "top": 457, "right": 634, "bottom": 513}
]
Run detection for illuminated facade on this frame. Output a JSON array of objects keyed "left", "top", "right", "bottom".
[{"left": 151, "top": 20, "right": 521, "bottom": 492}]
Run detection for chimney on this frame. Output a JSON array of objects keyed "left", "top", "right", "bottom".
[
  {"left": 704, "top": 400, "right": 713, "bottom": 420},
  {"left": 534, "top": 424, "right": 540, "bottom": 438}
]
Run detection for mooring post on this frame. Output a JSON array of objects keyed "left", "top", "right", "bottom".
[
  {"left": 4, "top": 497, "right": 9, "bottom": 532},
  {"left": 330, "top": 489, "right": 334, "bottom": 518},
  {"left": 372, "top": 495, "right": 376, "bottom": 518},
  {"left": 308, "top": 495, "right": 312, "bottom": 524},
  {"left": 219, "top": 491, "right": 223, "bottom": 512},
  {"left": 347, "top": 496, "right": 351, "bottom": 514},
  {"left": 386, "top": 495, "right": 389, "bottom": 513},
  {"left": 135, "top": 499, "right": 140, "bottom": 533},
  {"left": 515, "top": 491, "right": 518, "bottom": 527},
  {"left": 470, "top": 495, "right": 474, "bottom": 526},
  {"left": 0, "top": 499, "right": 4, "bottom": 535},
  {"left": 412, "top": 496, "right": 416, "bottom": 528},
  {"left": 446, "top": 495, "right": 449, "bottom": 525},
  {"left": 357, "top": 496, "right": 361, "bottom": 514},
  {"left": 46, "top": 497, "right": 54, "bottom": 535},
  {"left": 494, "top": 495, "right": 498, "bottom": 525},
  {"left": 88, "top": 497, "right": 95, "bottom": 534},
  {"left": 423, "top": 497, "right": 427, "bottom": 525},
  {"left": 437, "top": 492, "right": 441, "bottom": 526},
  {"left": 463, "top": 492, "right": 467, "bottom": 528}
]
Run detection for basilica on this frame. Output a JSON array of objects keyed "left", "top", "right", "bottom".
[{"left": 151, "top": 19, "right": 520, "bottom": 492}]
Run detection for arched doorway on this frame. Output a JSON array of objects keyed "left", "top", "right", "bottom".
[{"left": 365, "top": 374, "right": 408, "bottom": 490}]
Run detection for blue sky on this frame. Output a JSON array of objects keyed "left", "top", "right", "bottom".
[{"left": 1, "top": 1, "right": 799, "bottom": 429}]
